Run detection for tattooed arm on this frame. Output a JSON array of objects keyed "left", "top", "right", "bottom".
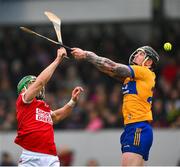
[{"left": 71, "top": 48, "right": 131, "bottom": 81}]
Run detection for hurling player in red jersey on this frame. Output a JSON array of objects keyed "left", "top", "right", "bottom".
[{"left": 15, "top": 48, "right": 83, "bottom": 167}]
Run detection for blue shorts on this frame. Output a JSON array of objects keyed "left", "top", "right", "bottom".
[{"left": 120, "top": 121, "right": 153, "bottom": 161}]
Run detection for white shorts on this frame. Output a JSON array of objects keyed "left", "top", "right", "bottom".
[{"left": 18, "top": 149, "right": 60, "bottom": 167}]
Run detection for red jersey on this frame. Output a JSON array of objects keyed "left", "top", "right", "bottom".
[{"left": 14, "top": 93, "right": 57, "bottom": 156}]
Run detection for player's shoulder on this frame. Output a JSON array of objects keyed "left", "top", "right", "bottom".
[
  {"left": 130, "top": 65, "right": 153, "bottom": 73},
  {"left": 130, "top": 65, "right": 148, "bottom": 70},
  {"left": 128, "top": 65, "right": 155, "bottom": 81},
  {"left": 16, "top": 92, "right": 37, "bottom": 105}
]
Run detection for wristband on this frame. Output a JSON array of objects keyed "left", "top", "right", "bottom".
[{"left": 67, "top": 99, "right": 76, "bottom": 107}]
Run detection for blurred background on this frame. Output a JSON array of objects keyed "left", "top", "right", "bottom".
[{"left": 0, "top": 0, "right": 180, "bottom": 166}]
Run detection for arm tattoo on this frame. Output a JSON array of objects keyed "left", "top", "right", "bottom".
[{"left": 86, "top": 51, "right": 131, "bottom": 80}]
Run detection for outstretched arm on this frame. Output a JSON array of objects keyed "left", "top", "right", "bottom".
[
  {"left": 71, "top": 48, "right": 131, "bottom": 81},
  {"left": 24, "top": 48, "right": 67, "bottom": 102}
]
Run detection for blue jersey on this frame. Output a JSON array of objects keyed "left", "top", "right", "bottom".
[{"left": 122, "top": 65, "right": 155, "bottom": 125}]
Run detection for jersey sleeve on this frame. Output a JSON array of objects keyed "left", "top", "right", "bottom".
[{"left": 128, "top": 65, "right": 150, "bottom": 80}]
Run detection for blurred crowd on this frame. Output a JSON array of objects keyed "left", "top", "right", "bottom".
[{"left": 0, "top": 21, "right": 180, "bottom": 131}]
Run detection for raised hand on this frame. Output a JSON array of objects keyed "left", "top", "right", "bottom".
[
  {"left": 56, "top": 48, "right": 67, "bottom": 63},
  {"left": 71, "top": 48, "right": 87, "bottom": 60},
  {"left": 71, "top": 86, "right": 84, "bottom": 102}
]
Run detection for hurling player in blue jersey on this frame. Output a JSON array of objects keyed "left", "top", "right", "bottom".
[{"left": 71, "top": 46, "right": 159, "bottom": 166}]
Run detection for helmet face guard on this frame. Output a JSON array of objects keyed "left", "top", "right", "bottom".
[
  {"left": 17, "top": 75, "right": 45, "bottom": 100},
  {"left": 129, "top": 46, "right": 159, "bottom": 69}
]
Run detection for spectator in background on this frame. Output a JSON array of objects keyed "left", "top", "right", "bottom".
[
  {"left": 57, "top": 146, "right": 74, "bottom": 166},
  {"left": 64, "top": 65, "right": 84, "bottom": 93},
  {"left": 86, "top": 110, "right": 104, "bottom": 131},
  {"left": 86, "top": 159, "right": 99, "bottom": 166},
  {"left": 161, "top": 57, "right": 179, "bottom": 84},
  {"left": 85, "top": 101, "right": 104, "bottom": 131},
  {"left": 152, "top": 99, "right": 168, "bottom": 127},
  {"left": 170, "top": 115, "right": 180, "bottom": 128},
  {"left": 0, "top": 152, "right": 16, "bottom": 166},
  {"left": 0, "top": 101, "right": 6, "bottom": 130}
]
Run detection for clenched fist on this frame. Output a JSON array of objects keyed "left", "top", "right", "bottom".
[{"left": 71, "top": 48, "right": 87, "bottom": 60}]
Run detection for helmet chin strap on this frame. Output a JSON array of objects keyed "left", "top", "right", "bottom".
[
  {"left": 24, "top": 86, "right": 27, "bottom": 92},
  {"left": 37, "top": 87, "right": 45, "bottom": 100},
  {"left": 141, "top": 57, "right": 151, "bottom": 68}
]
